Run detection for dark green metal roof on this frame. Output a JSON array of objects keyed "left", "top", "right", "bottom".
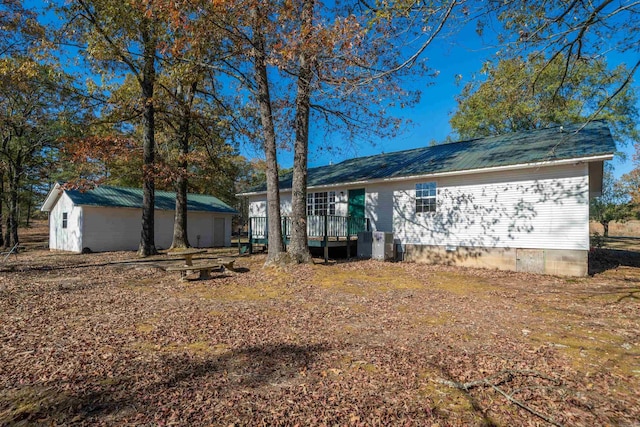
[
  {"left": 247, "top": 121, "right": 615, "bottom": 193},
  {"left": 64, "top": 185, "right": 237, "bottom": 214}
]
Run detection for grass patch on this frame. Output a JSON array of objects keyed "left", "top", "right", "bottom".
[
  {"left": 136, "top": 323, "right": 154, "bottom": 333},
  {"left": 582, "top": 286, "right": 640, "bottom": 304},
  {"left": 420, "top": 379, "right": 475, "bottom": 412},
  {"left": 0, "top": 386, "right": 76, "bottom": 425},
  {"left": 314, "top": 265, "right": 422, "bottom": 295},
  {"left": 415, "top": 312, "right": 455, "bottom": 326},
  {"left": 419, "top": 374, "right": 511, "bottom": 425},
  {"left": 121, "top": 279, "right": 156, "bottom": 293},
  {"left": 135, "top": 316, "right": 162, "bottom": 334},
  {"left": 182, "top": 269, "right": 292, "bottom": 302},
  {"left": 529, "top": 330, "right": 638, "bottom": 376},
  {"left": 135, "top": 322, "right": 156, "bottom": 333},
  {"left": 428, "top": 271, "right": 499, "bottom": 295},
  {"left": 603, "top": 237, "right": 640, "bottom": 251},
  {"left": 349, "top": 360, "right": 378, "bottom": 373},
  {"left": 186, "top": 282, "right": 290, "bottom": 301},
  {"left": 526, "top": 299, "right": 639, "bottom": 375},
  {"left": 334, "top": 356, "right": 379, "bottom": 374},
  {"left": 349, "top": 303, "right": 370, "bottom": 314}
]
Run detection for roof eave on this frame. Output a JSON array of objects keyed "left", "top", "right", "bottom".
[
  {"left": 40, "top": 183, "right": 63, "bottom": 212},
  {"left": 237, "top": 154, "right": 614, "bottom": 197},
  {"left": 76, "top": 203, "right": 239, "bottom": 215}
]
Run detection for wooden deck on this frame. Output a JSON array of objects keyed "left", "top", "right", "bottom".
[{"left": 248, "top": 215, "right": 370, "bottom": 261}]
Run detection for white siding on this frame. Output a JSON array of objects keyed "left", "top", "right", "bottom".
[
  {"left": 72, "top": 206, "right": 232, "bottom": 252},
  {"left": 382, "top": 163, "right": 589, "bottom": 251},
  {"left": 156, "top": 210, "right": 178, "bottom": 249},
  {"left": 246, "top": 163, "right": 591, "bottom": 251},
  {"left": 249, "top": 197, "right": 267, "bottom": 217},
  {"left": 335, "top": 191, "right": 349, "bottom": 216},
  {"left": 82, "top": 206, "right": 158, "bottom": 251},
  {"left": 49, "top": 193, "right": 83, "bottom": 252},
  {"left": 280, "top": 194, "right": 292, "bottom": 215},
  {"left": 249, "top": 190, "right": 349, "bottom": 217},
  {"left": 248, "top": 193, "right": 293, "bottom": 217},
  {"left": 188, "top": 212, "right": 233, "bottom": 247},
  {"left": 188, "top": 211, "right": 213, "bottom": 248}
]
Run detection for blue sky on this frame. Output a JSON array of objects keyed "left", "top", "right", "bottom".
[
  {"left": 31, "top": 0, "right": 637, "bottom": 179},
  {"left": 271, "top": 18, "right": 638, "bottom": 179}
]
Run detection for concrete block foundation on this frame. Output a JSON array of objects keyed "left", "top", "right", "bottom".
[{"left": 403, "top": 245, "right": 588, "bottom": 276}]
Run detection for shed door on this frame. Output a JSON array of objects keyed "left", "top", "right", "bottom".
[{"left": 213, "top": 218, "right": 225, "bottom": 247}]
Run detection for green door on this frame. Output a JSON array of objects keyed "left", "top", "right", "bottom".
[{"left": 348, "top": 188, "right": 365, "bottom": 234}]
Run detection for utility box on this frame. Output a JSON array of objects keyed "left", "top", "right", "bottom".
[
  {"left": 357, "top": 231, "right": 373, "bottom": 258},
  {"left": 372, "top": 231, "right": 395, "bottom": 261}
]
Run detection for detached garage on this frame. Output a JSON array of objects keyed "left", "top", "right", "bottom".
[{"left": 41, "top": 183, "right": 237, "bottom": 253}]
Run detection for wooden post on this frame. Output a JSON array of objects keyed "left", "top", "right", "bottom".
[
  {"left": 263, "top": 216, "right": 267, "bottom": 253},
  {"left": 323, "top": 215, "right": 329, "bottom": 263},
  {"left": 248, "top": 218, "right": 253, "bottom": 254},
  {"left": 347, "top": 216, "right": 351, "bottom": 259}
]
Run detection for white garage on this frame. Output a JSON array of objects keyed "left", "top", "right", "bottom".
[{"left": 41, "top": 183, "right": 237, "bottom": 253}]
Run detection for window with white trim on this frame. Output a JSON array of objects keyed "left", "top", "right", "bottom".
[
  {"left": 62, "top": 212, "right": 68, "bottom": 229},
  {"left": 306, "top": 191, "right": 336, "bottom": 215},
  {"left": 415, "top": 182, "right": 437, "bottom": 213}
]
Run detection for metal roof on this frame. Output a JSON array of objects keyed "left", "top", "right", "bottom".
[
  {"left": 245, "top": 121, "right": 616, "bottom": 193},
  {"left": 42, "top": 184, "right": 237, "bottom": 214}
]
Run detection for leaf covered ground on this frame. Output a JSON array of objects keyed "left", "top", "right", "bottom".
[{"left": 1, "top": 237, "right": 639, "bottom": 425}]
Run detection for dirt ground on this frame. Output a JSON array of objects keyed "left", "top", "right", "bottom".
[{"left": 0, "top": 223, "right": 639, "bottom": 426}]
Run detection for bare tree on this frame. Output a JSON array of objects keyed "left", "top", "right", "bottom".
[{"left": 487, "top": 0, "right": 640, "bottom": 121}]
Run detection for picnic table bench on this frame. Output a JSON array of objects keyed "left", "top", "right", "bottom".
[{"left": 166, "top": 258, "right": 236, "bottom": 281}]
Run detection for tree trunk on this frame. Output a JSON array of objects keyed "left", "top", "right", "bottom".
[
  {"left": 170, "top": 82, "right": 195, "bottom": 249},
  {"left": 25, "top": 183, "right": 33, "bottom": 227},
  {"left": 0, "top": 170, "right": 4, "bottom": 248},
  {"left": 138, "top": 22, "right": 158, "bottom": 257},
  {"left": 601, "top": 221, "right": 609, "bottom": 237},
  {"left": 252, "top": 6, "right": 284, "bottom": 264},
  {"left": 7, "top": 165, "right": 20, "bottom": 249},
  {"left": 2, "top": 198, "right": 7, "bottom": 248},
  {"left": 172, "top": 169, "right": 189, "bottom": 249},
  {"left": 287, "top": 0, "right": 315, "bottom": 264}
]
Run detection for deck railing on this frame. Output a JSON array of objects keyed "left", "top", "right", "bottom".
[{"left": 249, "top": 215, "right": 370, "bottom": 241}]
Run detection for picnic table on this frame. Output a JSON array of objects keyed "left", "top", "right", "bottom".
[
  {"left": 166, "top": 248, "right": 207, "bottom": 266},
  {"left": 166, "top": 256, "right": 236, "bottom": 281}
]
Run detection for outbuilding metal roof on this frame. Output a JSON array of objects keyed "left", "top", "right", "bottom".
[
  {"left": 42, "top": 184, "right": 237, "bottom": 214},
  {"left": 244, "top": 121, "right": 616, "bottom": 193}
]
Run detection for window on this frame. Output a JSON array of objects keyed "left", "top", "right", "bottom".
[
  {"left": 306, "top": 191, "right": 336, "bottom": 215},
  {"left": 415, "top": 182, "right": 437, "bottom": 213},
  {"left": 62, "top": 212, "right": 68, "bottom": 229}
]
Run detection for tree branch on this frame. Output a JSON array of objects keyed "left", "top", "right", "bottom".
[
  {"left": 437, "top": 369, "right": 564, "bottom": 427},
  {"left": 356, "top": 0, "right": 458, "bottom": 84},
  {"left": 75, "top": 0, "right": 143, "bottom": 85},
  {"left": 490, "top": 384, "right": 564, "bottom": 427}
]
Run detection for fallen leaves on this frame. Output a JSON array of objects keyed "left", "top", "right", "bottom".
[{"left": 0, "top": 248, "right": 638, "bottom": 426}]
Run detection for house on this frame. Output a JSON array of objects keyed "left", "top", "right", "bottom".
[
  {"left": 41, "top": 184, "right": 237, "bottom": 253},
  {"left": 239, "top": 121, "right": 616, "bottom": 276}
]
